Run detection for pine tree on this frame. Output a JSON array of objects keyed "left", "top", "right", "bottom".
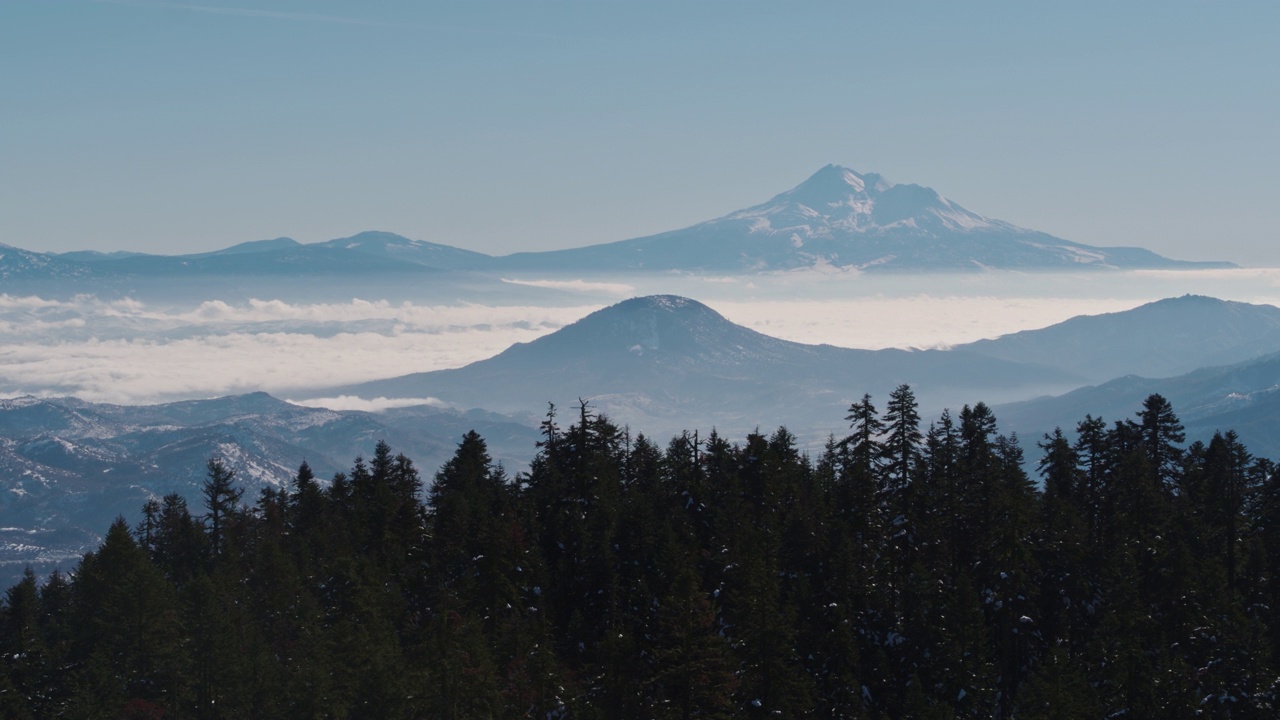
[
  {"left": 649, "top": 560, "right": 738, "bottom": 720},
  {"left": 1073, "top": 414, "right": 1109, "bottom": 552},
  {"left": 1035, "top": 428, "right": 1089, "bottom": 649},
  {"left": 1202, "top": 430, "right": 1253, "bottom": 598},
  {"left": 844, "top": 393, "right": 885, "bottom": 478},
  {"left": 151, "top": 493, "right": 207, "bottom": 586},
  {"left": 201, "top": 458, "right": 244, "bottom": 558},
  {"left": 1, "top": 568, "right": 43, "bottom": 720},
  {"left": 1136, "top": 393, "right": 1185, "bottom": 491},
  {"left": 881, "top": 384, "right": 922, "bottom": 499},
  {"left": 66, "top": 518, "right": 184, "bottom": 717}
]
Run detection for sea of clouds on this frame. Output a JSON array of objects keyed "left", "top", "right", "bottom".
[{"left": 5, "top": 269, "right": 1280, "bottom": 407}]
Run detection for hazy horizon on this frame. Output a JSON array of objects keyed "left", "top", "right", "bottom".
[{"left": 3, "top": 2, "right": 1276, "bottom": 265}]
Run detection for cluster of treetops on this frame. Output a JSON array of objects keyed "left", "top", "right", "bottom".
[{"left": 3, "top": 385, "right": 1280, "bottom": 719}]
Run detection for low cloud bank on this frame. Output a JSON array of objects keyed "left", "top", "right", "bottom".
[
  {"left": 287, "top": 395, "right": 450, "bottom": 412},
  {"left": 501, "top": 278, "right": 635, "bottom": 294},
  {"left": 0, "top": 296, "right": 599, "bottom": 404},
  {"left": 6, "top": 269, "right": 1280, "bottom": 406},
  {"left": 715, "top": 296, "right": 1146, "bottom": 350}
]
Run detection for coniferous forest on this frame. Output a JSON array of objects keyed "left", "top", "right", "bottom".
[{"left": 4, "top": 387, "right": 1280, "bottom": 719}]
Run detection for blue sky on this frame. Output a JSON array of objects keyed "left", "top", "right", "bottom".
[{"left": 3, "top": 0, "right": 1277, "bottom": 264}]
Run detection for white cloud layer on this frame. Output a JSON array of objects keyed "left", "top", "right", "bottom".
[
  {"left": 287, "top": 395, "right": 449, "bottom": 412},
  {"left": 0, "top": 297, "right": 598, "bottom": 404},
  {"left": 5, "top": 270, "right": 1280, "bottom": 406},
  {"left": 714, "top": 296, "right": 1146, "bottom": 350},
  {"left": 501, "top": 278, "right": 635, "bottom": 294}
]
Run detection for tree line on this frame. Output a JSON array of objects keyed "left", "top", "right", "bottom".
[{"left": 3, "top": 386, "right": 1280, "bottom": 718}]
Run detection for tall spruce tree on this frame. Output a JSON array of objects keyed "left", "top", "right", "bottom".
[
  {"left": 844, "top": 393, "right": 885, "bottom": 479},
  {"left": 1136, "top": 393, "right": 1185, "bottom": 491},
  {"left": 201, "top": 458, "right": 243, "bottom": 558},
  {"left": 881, "top": 384, "right": 922, "bottom": 500}
]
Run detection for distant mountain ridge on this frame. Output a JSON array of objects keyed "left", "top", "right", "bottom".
[
  {"left": 995, "top": 350, "right": 1280, "bottom": 462},
  {"left": 8, "top": 292, "right": 1280, "bottom": 579},
  {"left": 958, "top": 295, "right": 1280, "bottom": 382},
  {"left": 0, "top": 393, "right": 539, "bottom": 580},
  {"left": 319, "top": 292, "right": 1280, "bottom": 449},
  {"left": 968, "top": 294, "right": 1280, "bottom": 457},
  {"left": 3, "top": 165, "right": 1233, "bottom": 281},
  {"left": 495, "top": 165, "right": 1227, "bottom": 272},
  {"left": 317, "top": 294, "right": 1084, "bottom": 439}
]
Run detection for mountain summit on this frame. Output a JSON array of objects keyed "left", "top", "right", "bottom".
[
  {"left": 322, "top": 294, "right": 1081, "bottom": 438},
  {"left": 741, "top": 164, "right": 1000, "bottom": 235},
  {"left": 3, "top": 165, "right": 1234, "bottom": 281},
  {"left": 496, "top": 164, "right": 1231, "bottom": 272}
]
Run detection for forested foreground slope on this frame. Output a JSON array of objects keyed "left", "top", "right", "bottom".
[{"left": 3, "top": 389, "right": 1279, "bottom": 719}]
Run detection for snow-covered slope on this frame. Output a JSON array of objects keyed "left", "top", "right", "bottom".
[
  {"left": 495, "top": 165, "right": 1231, "bottom": 272},
  {"left": 4, "top": 165, "right": 1232, "bottom": 281},
  {"left": 0, "top": 393, "right": 539, "bottom": 582}
]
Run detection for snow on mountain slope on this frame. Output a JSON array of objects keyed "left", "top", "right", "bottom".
[
  {"left": 4, "top": 165, "right": 1234, "bottom": 279},
  {"left": 494, "top": 165, "right": 1231, "bottom": 272}
]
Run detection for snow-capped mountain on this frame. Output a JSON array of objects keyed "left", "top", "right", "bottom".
[
  {"left": 0, "top": 243, "right": 95, "bottom": 281},
  {"left": 2, "top": 165, "right": 1232, "bottom": 282},
  {"left": 731, "top": 165, "right": 1009, "bottom": 237},
  {"left": 494, "top": 165, "right": 1230, "bottom": 272}
]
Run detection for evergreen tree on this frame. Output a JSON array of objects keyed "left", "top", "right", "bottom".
[
  {"left": 1035, "top": 428, "right": 1089, "bottom": 649},
  {"left": 880, "top": 384, "right": 922, "bottom": 499},
  {"left": 8, "top": 401, "right": 1280, "bottom": 718},
  {"left": 1202, "top": 430, "right": 1253, "bottom": 598},
  {"left": 844, "top": 392, "right": 885, "bottom": 478},
  {"left": 66, "top": 518, "right": 184, "bottom": 717},
  {"left": 150, "top": 493, "right": 207, "bottom": 586},
  {"left": 1136, "top": 393, "right": 1185, "bottom": 490},
  {"left": 201, "top": 458, "right": 244, "bottom": 558},
  {"left": 1, "top": 568, "right": 43, "bottom": 720}
]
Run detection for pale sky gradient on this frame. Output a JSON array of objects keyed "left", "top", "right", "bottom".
[{"left": 3, "top": 1, "right": 1277, "bottom": 264}]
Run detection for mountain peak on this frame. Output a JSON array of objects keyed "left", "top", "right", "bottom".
[
  {"left": 803, "top": 164, "right": 891, "bottom": 192},
  {"left": 776, "top": 164, "right": 891, "bottom": 211},
  {"left": 205, "top": 237, "right": 299, "bottom": 257},
  {"left": 725, "top": 164, "right": 1000, "bottom": 241},
  {"left": 326, "top": 231, "right": 418, "bottom": 248},
  {"left": 613, "top": 294, "right": 711, "bottom": 313},
  {"left": 573, "top": 295, "right": 731, "bottom": 342},
  {"left": 502, "top": 294, "right": 766, "bottom": 362}
]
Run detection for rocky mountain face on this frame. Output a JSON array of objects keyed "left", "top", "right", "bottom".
[
  {"left": 0, "top": 243, "right": 95, "bottom": 281},
  {"left": 0, "top": 393, "right": 538, "bottom": 582}
]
